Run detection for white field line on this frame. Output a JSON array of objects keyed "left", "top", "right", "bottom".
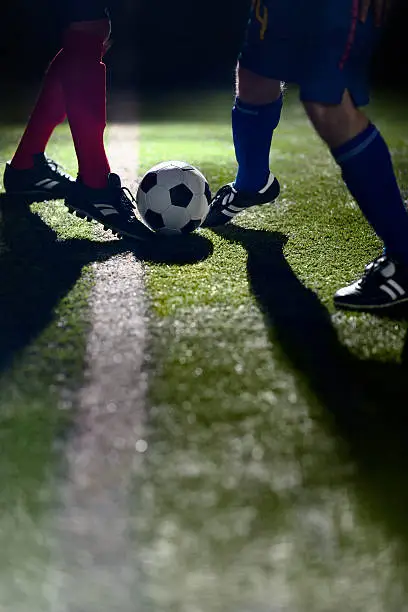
[{"left": 44, "top": 116, "right": 149, "bottom": 611}]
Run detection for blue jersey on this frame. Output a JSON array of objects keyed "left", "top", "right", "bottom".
[{"left": 239, "top": 0, "right": 380, "bottom": 106}]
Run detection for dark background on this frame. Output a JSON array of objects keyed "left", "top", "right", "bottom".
[{"left": 1, "top": 0, "right": 408, "bottom": 94}]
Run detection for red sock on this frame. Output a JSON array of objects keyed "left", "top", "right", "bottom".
[
  {"left": 60, "top": 27, "right": 111, "bottom": 189},
  {"left": 11, "top": 50, "right": 67, "bottom": 169}
]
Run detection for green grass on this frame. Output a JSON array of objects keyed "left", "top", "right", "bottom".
[
  {"left": 1, "top": 88, "right": 408, "bottom": 611},
  {"left": 0, "top": 127, "right": 120, "bottom": 607},
  {"left": 136, "top": 89, "right": 408, "bottom": 611}
]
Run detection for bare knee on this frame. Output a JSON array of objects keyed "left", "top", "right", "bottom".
[
  {"left": 302, "top": 91, "right": 369, "bottom": 148},
  {"left": 236, "top": 63, "right": 282, "bottom": 105}
]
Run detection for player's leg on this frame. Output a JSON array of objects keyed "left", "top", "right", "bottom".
[
  {"left": 203, "top": 0, "right": 282, "bottom": 228},
  {"left": 308, "top": 93, "right": 408, "bottom": 309},
  {"left": 203, "top": 65, "right": 281, "bottom": 228},
  {"left": 60, "top": 4, "right": 153, "bottom": 239},
  {"left": 303, "top": 91, "right": 408, "bottom": 262},
  {"left": 304, "top": 97, "right": 408, "bottom": 312},
  {"left": 3, "top": 2, "right": 110, "bottom": 202},
  {"left": 9, "top": 50, "right": 67, "bottom": 172},
  {"left": 59, "top": 16, "right": 111, "bottom": 190},
  {"left": 301, "top": 5, "right": 408, "bottom": 310},
  {"left": 4, "top": 2, "right": 151, "bottom": 239},
  {"left": 303, "top": 91, "right": 369, "bottom": 149},
  {"left": 3, "top": 49, "right": 74, "bottom": 201},
  {"left": 233, "top": 65, "right": 282, "bottom": 193}
]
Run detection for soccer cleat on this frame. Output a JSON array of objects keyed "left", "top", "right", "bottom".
[
  {"left": 64, "top": 173, "right": 154, "bottom": 241},
  {"left": 334, "top": 254, "right": 408, "bottom": 311},
  {"left": 3, "top": 153, "right": 75, "bottom": 202},
  {"left": 202, "top": 173, "right": 280, "bottom": 228}
]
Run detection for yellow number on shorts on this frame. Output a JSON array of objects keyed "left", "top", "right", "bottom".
[{"left": 252, "top": 0, "right": 268, "bottom": 40}]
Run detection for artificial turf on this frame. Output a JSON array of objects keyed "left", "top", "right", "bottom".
[
  {"left": 137, "top": 89, "right": 408, "bottom": 611},
  {"left": 0, "top": 88, "right": 408, "bottom": 610}
]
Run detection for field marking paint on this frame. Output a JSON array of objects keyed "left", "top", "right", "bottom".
[{"left": 44, "top": 111, "right": 149, "bottom": 611}]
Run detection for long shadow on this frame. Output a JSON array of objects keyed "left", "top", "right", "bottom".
[
  {"left": 0, "top": 195, "right": 213, "bottom": 374},
  {"left": 213, "top": 224, "right": 408, "bottom": 567}
]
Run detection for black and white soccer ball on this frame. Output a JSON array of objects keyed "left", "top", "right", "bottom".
[{"left": 136, "top": 161, "right": 211, "bottom": 235}]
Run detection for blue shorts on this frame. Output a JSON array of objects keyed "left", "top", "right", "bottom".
[{"left": 239, "top": 0, "right": 381, "bottom": 106}]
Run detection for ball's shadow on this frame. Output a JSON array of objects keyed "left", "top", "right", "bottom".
[{"left": 130, "top": 229, "right": 213, "bottom": 265}]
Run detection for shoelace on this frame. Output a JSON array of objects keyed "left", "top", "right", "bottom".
[
  {"left": 45, "top": 156, "right": 73, "bottom": 181},
  {"left": 361, "top": 254, "right": 388, "bottom": 282},
  {"left": 216, "top": 184, "right": 236, "bottom": 206},
  {"left": 118, "top": 185, "right": 138, "bottom": 216}
]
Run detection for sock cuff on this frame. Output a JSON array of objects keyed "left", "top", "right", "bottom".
[
  {"left": 332, "top": 123, "right": 379, "bottom": 165},
  {"left": 234, "top": 95, "right": 283, "bottom": 116}
]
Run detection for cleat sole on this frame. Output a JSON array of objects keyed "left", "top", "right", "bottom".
[
  {"left": 4, "top": 190, "right": 68, "bottom": 204},
  {"left": 63, "top": 203, "right": 153, "bottom": 241},
  {"left": 334, "top": 296, "right": 408, "bottom": 311}
]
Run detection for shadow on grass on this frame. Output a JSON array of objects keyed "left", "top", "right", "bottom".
[
  {"left": 0, "top": 194, "right": 213, "bottom": 374},
  {"left": 213, "top": 224, "right": 408, "bottom": 564}
]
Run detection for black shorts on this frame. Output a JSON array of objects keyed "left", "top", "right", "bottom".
[{"left": 57, "top": 1, "right": 110, "bottom": 27}]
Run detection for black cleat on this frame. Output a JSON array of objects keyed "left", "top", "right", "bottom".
[
  {"left": 334, "top": 254, "right": 408, "bottom": 311},
  {"left": 202, "top": 173, "right": 280, "bottom": 228},
  {"left": 64, "top": 173, "right": 154, "bottom": 241},
  {"left": 3, "top": 153, "right": 75, "bottom": 203}
]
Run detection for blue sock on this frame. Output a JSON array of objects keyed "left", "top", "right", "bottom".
[
  {"left": 332, "top": 123, "right": 408, "bottom": 265},
  {"left": 233, "top": 96, "right": 283, "bottom": 192}
]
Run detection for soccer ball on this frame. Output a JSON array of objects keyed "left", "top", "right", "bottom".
[{"left": 136, "top": 161, "right": 211, "bottom": 235}]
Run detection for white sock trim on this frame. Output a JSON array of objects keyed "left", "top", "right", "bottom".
[{"left": 258, "top": 173, "right": 275, "bottom": 194}]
